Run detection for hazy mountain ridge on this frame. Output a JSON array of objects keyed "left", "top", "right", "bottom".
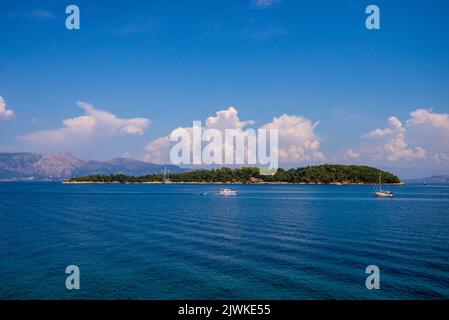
[
  {"left": 0, "top": 152, "right": 182, "bottom": 181},
  {"left": 405, "top": 175, "right": 449, "bottom": 184}
]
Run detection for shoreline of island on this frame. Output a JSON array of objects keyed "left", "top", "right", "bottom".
[
  {"left": 63, "top": 164, "right": 403, "bottom": 186},
  {"left": 62, "top": 180, "right": 404, "bottom": 185}
]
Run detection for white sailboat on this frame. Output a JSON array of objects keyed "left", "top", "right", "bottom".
[
  {"left": 373, "top": 171, "right": 393, "bottom": 198},
  {"left": 163, "top": 167, "right": 172, "bottom": 184}
]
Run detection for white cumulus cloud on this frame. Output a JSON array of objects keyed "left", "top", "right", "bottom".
[
  {"left": 0, "top": 96, "right": 15, "bottom": 120},
  {"left": 21, "top": 101, "right": 150, "bottom": 148},
  {"left": 383, "top": 132, "right": 426, "bottom": 161},
  {"left": 205, "top": 107, "right": 254, "bottom": 130},
  {"left": 144, "top": 136, "right": 171, "bottom": 164},
  {"left": 261, "top": 114, "right": 323, "bottom": 163},
  {"left": 345, "top": 149, "right": 360, "bottom": 160},
  {"left": 434, "top": 153, "right": 449, "bottom": 164},
  {"left": 362, "top": 116, "right": 402, "bottom": 138},
  {"left": 363, "top": 115, "right": 426, "bottom": 161},
  {"left": 356, "top": 109, "right": 449, "bottom": 163},
  {"left": 144, "top": 107, "right": 323, "bottom": 165},
  {"left": 407, "top": 109, "right": 449, "bottom": 131},
  {"left": 145, "top": 107, "right": 252, "bottom": 164}
]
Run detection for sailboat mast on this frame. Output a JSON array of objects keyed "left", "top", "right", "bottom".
[
  {"left": 163, "top": 166, "right": 170, "bottom": 183},
  {"left": 379, "top": 171, "right": 382, "bottom": 191}
]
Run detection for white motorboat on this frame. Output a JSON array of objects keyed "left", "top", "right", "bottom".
[{"left": 219, "top": 188, "right": 238, "bottom": 196}]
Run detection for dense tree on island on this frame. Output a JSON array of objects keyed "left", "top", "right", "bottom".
[{"left": 66, "top": 165, "right": 401, "bottom": 184}]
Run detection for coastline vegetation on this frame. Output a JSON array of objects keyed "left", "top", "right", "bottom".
[{"left": 65, "top": 164, "right": 401, "bottom": 184}]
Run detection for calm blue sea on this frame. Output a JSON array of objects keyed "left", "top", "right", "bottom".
[{"left": 0, "top": 182, "right": 448, "bottom": 299}]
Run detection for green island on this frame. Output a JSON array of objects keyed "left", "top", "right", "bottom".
[{"left": 65, "top": 164, "right": 401, "bottom": 185}]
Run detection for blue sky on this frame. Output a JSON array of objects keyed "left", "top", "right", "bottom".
[{"left": 0, "top": 0, "right": 448, "bottom": 177}]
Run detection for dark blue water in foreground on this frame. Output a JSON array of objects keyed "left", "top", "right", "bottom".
[{"left": 0, "top": 182, "right": 448, "bottom": 299}]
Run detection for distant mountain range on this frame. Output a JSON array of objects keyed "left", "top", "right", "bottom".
[
  {"left": 405, "top": 175, "right": 449, "bottom": 184},
  {"left": 0, "top": 152, "right": 183, "bottom": 181}
]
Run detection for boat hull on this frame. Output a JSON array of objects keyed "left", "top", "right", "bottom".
[
  {"left": 374, "top": 191, "right": 393, "bottom": 198},
  {"left": 219, "top": 191, "right": 238, "bottom": 196},
  {"left": 219, "top": 188, "right": 238, "bottom": 196}
]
